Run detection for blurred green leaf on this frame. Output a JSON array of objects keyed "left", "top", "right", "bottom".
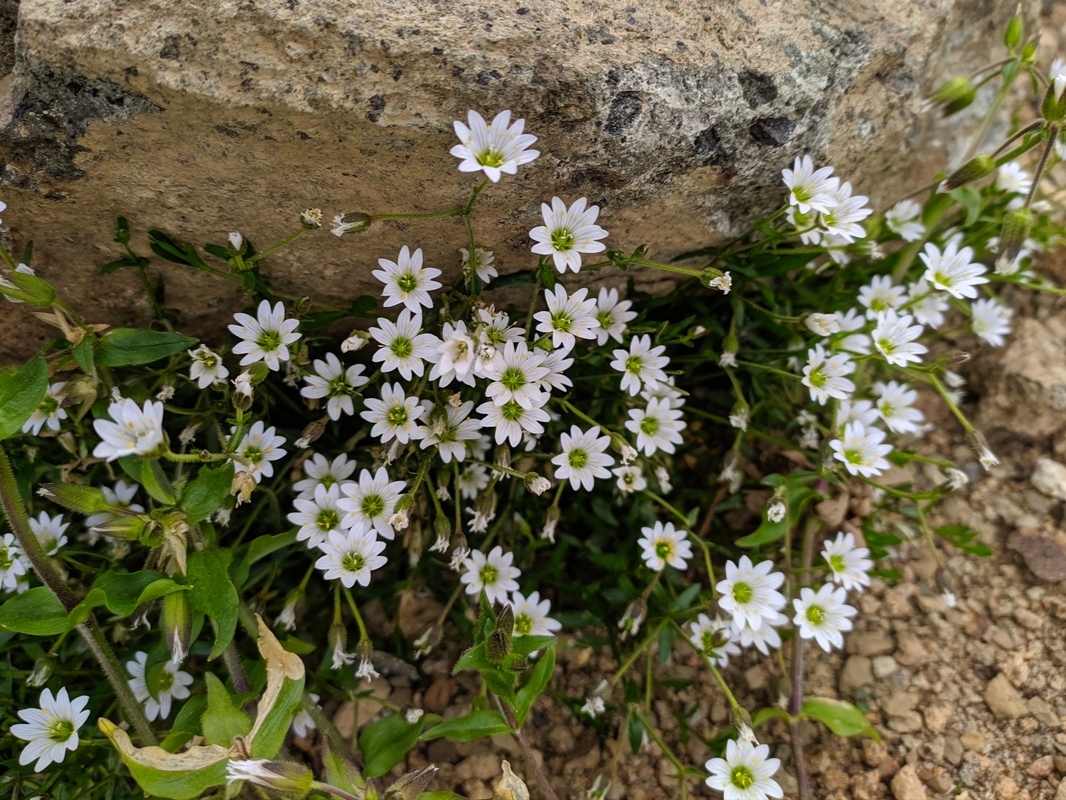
[{"left": 0, "top": 354, "right": 48, "bottom": 440}]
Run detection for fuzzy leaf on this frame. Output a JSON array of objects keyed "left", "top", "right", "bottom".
[
  {"left": 201, "top": 673, "right": 252, "bottom": 747},
  {"left": 0, "top": 586, "right": 69, "bottom": 635},
  {"left": 420, "top": 710, "right": 512, "bottom": 742},
  {"left": 0, "top": 354, "right": 48, "bottom": 440},
  {"left": 514, "top": 645, "right": 555, "bottom": 727},
  {"left": 95, "top": 328, "right": 198, "bottom": 367},
  {"left": 186, "top": 548, "right": 240, "bottom": 659},
  {"left": 179, "top": 463, "right": 234, "bottom": 524},
  {"left": 358, "top": 714, "right": 425, "bottom": 778}
]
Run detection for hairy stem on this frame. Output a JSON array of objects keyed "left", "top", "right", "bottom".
[
  {"left": 787, "top": 521, "right": 817, "bottom": 800},
  {"left": 497, "top": 699, "right": 560, "bottom": 800}
]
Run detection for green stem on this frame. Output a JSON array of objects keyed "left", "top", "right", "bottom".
[
  {"left": 341, "top": 587, "right": 370, "bottom": 642},
  {"left": 247, "top": 228, "right": 306, "bottom": 263},
  {"left": 641, "top": 490, "right": 690, "bottom": 528}
]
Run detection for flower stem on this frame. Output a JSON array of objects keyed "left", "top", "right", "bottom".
[{"left": 495, "top": 696, "right": 560, "bottom": 800}]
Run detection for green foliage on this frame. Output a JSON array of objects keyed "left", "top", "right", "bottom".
[
  {"left": 358, "top": 713, "right": 426, "bottom": 778},
  {"left": 0, "top": 354, "right": 47, "bottom": 440},
  {"left": 95, "top": 329, "right": 199, "bottom": 367},
  {"left": 201, "top": 673, "right": 252, "bottom": 746},
  {"left": 185, "top": 549, "right": 240, "bottom": 659}
]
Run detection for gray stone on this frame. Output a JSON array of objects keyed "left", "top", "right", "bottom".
[
  {"left": 1007, "top": 531, "right": 1066, "bottom": 583},
  {"left": 0, "top": 0, "right": 1035, "bottom": 359},
  {"left": 1032, "top": 458, "right": 1066, "bottom": 502},
  {"left": 984, "top": 673, "right": 1028, "bottom": 720}
]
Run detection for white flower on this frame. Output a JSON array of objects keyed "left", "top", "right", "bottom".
[
  {"left": 92, "top": 397, "right": 165, "bottom": 461},
  {"left": 315, "top": 528, "right": 388, "bottom": 588},
  {"left": 792, "top": 584, "right": 857, "bottom": 652},
  {"left": 835, "top": 399, "right": 879, "bottom": 430},
  {"left": 581, "top": 696, "right": 606, "bottom": 718},
  {"left": 293, "top": 452, "right": 356, "bottom": 498},
  {"left": 338, "top": 468, "right": 406, "bottom": 540},
  {"left": 430, "top": 320, "right": 478, "bottom": 387},
  {"left": 920, "top": 241, "right": 987, "bottom": 299},
  {"left": 906, "top": 278, "right": 948, "bottom": 329},
  {"left": 373, "top": 245, "right": 442, "bottom": 312},
  {"left": 804, "top": 313, "right": 840, "bottom": 336},
  {"left": 970, "top": 298, "right": 1012, "bottom": 346},
  {"left": 276, "top": 597, "right": 298, "bottom": 631},
  {"left": 478, "top": 398, "right": 550, "bottom": 447},
  {"left": 291, "top": 694, "right": 319, "bottom": 737},
  {"left": 301, "top": 352, "right": 369, "bottom": 420},
  {"left": 29, "top": 512, "right": 69, "bottom": 555},
  {"left": 188, "top": 345, "right": 229, "bottom": 389},
  {"left": 417, "top": 401, "right": 483, "bottom": 462},
  {"left": 83, "top": 481, "right": 144, "bottom": 541},
  {"left": 872, "top": 309, "right": 927, "bottom": 367},
  {"left": 830, "top": 421, "right": 892, "bottom": 477},
  {"left": 462, "top": 247, "right": 498, "bottom": 284},
  {"left": 801, "top": 344, "right": 854, "bottom": 405},
  {"left": 534, "top": 284, "right": 598, "bottom": 352},
  {"left": 551, "top": 425, "right": 615, "bottom": 490},
  {"left": 228, "top": 231, "right": 243, "bottom": 250},
  {"left": 369, "top": 309, "right": 439, "bottom": 380},
  {"left": 288, "top": 484, "right": 350, "bottom": 548},
  {"left": 361, "top": 383, "right": 426, "bottom": 444},
  {"left": 126, "top": 651, "right": 193, "bottom": 721},
  {"left": 356, "top": 651, "right": 380, "bottom": 683},
  {"left": 873, "top": 380, "right": 924, "bottom": 434},
  {"left": 625, "top": 398, "right": 685, "bottom": 456},
  {"left": 233, "top": 371, "right": 254, "bottom": 399},
  {"left": 637, "top": 521, "right": 693, "bottom": 572},
  {"left": 641, "top": 375, "right": 685, "bottom": 408},
  {"left": 460, "top": 546, "right": 521, "bottom": 605},
  {"left": 730, "top": 408, "right": 749, "bottom": 431},
  {"left": 593, "top": 287, "right": 637, "bottom": 345},
  {"left": 730, "top": 612, "right": 786, "bottom": 656},
  {"left": 539, "top": 349, "right": 575, "bottom": 394},
  {"left": 687, "top": 614, "right": 740, "bottom": 667},
  {"left": 610, "top": 335, "right": 669, "bottom": 396},
  {"left": 858, "top": 275, "right": 906, "bottom": 319},
  {"left": 22, "top": 382, "right": 68, "bottom": 436},
  {"left": 485, "top": 341, "right": 550, "bottom": 409},
  {"left": 612, "top": 465, "right": 647, "bottom": 493},
  {"left": 0, "top": 533, "right": 28, "bottom": 590},
  {"left": 231, "top": 421, "right": 287, "bottom": 484},
  {"left": 11, "top": 688, "right": 91, "bottom": 772},
  {"left": 821, "top": 531, "right": 873, "bottom": 592},
  {"left": 820, "top": 181, "right": 871, "bottom": 243},
  {"left": 782, "top": 155, "right": 839, "bottom": 214},
  {"left": 719, "top": 350, "right": 737, "bottom": 368},
  {"left": 510, "top": 590, "right": 562, "bottom": 637},
  {"left": 884, "top": 199, "right": 925, "bottom": 241},
  {"left": 766, "top": 501, "right": 786, "bottom": 524},
  {"left": 946, "top": 467, "right": 968, "bottom": 490},
  {"left": 530, "top": 196, "right": 609, "bottom": 273},
  {"left": 707, "top": 272, "right": 732, "bottom": 293},
  {"left": 457, "top": 464, "right": 491, "bottom": 500},
  {"left": 787, "top": 205, "right": 822, "bottom": 245},
  {"left": 705, "top": 738, "right": 783, "bottom": 800},
  {"left": 716, "top": 556, "right": 786, "bottom": 632},
  {"left": 831, "top": 308, "right": 871, "bottom": 355},
  {"left": 997, "top": 162, "right": 1032, "bottom": 195},
  {"left": 450, "top": 109, "right": 539, "bottom": 182},
  {"left": 228, "top": 299, "right": 301, "bottom": 371}
]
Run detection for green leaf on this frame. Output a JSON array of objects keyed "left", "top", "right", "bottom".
[
  {"left": 420, "top": 710, "right": 512, "bottom": 742},
  {"left": 358, "top": 714, "right": 425, "bottom": 778},
  {"left": 800, "top": 697, "right": 880, "bottom": 741},
  {"left": 201, "top": 673, "right": 252, "bottom": 747},
  {"left": 95, "top": 328, "right": 198, "bottom": 367},
  {"left": 68, "top": 570, "right": 186, "bottom": 625},
  {"left": 514, "top": 645, "right": 555, "bottom": 727},
  {"left": 627, "top": 711, "right": 646, "bottom": 754},
  {"left": 453, "top": 643, "right": 492, "bottom": 674},
  {"left": 232, "top": 530, "right": 298, "bottom": 590},
  {"left": 0, "top": 354, "right": 48, "bottom": 440},
  {"left": 736, "top": 473, "right": 817, "bottom": 548},
  {"left": 186, "top": 549, "right": 240, "bottom": 660},
  {"left": 148, "top": 230, "right": 209, "bottom": 269},
  {"left": 159, "top": 695, "right": 209, "bottom": 752},
  {"left": 669, "top": 583, "right": 702, "bottom": 614},
  {"left": 0, "top": 586, "right": 69, "bottom": 635},
  {"left": 119, "top": 457, "right": 177, "bottom": 505},
  {"left": 935, "top": 524, "right": 993, "bottom": 557},
  {"left": 180, "top": 463, "right": 234, "bottom": 524},
  {"left": 246, "top": 618, "right": 305, "bottom": 759},
  {"left": 322, "top": 738, "right": 364, "bottom": 794},
  {"left": 751, "top": 706, "right": 792, "bottom": 728},
  {"left": 511, "top": 635, "right": 556, "bottom": 658},
  {"left": 72, "top": 337, "right": 95, "bottom": 373}
]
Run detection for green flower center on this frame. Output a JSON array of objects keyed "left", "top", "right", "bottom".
[
  {"left": 806, "top": 605, "right": 827, "bottom": 625},
  {"left": 500, "top": 367, "right": 526, "bottom": 392},
  {"left": 550, "top": 311, "right": 573, "bottom": 333},
  {"left": 38, "top": 395, "right": 59, "bottom": 415},
  {"left": 640, "top": 416, "right": 660, "bottom": 436},
  {"left": 199, "top": 353, "right": 218, "bottom": 368},
  {"left": 625, "top": 355, "right": 644, "bottom": 375},
  {"left": 256, "top": 329, "right": 283, "bottom": 352},
  {"left": 729, "top": 765, "right": 755, "bottom": 790},
  {"left": 567, "top": 448, "right": 589, "bottom": 470},
  {"left": 876, "top": 337, "right": 895, "bottom": 355},
  {"left": 158, "top": 669, "right": 175, "bottom": 693},
  {"left": 48, "top": 718, "right": 75, "bottom": 743},
  {"left": 654, "top": 540, "right": 673, "bottom": 560},
  {"left": 793, "top": 185, "right": 811, "bottom": 202},
  {"left": 486, "top": 326, "right": 506, "bottom": 346},
  {"left": 879, "top": 401, "right": 894, "bottom": 418},
  {"left": 933, "top": 270, "right": 950, "bottom": 287},
  {"left": 844, "top": 448, "right": 863, "bottom": 466},
  {"left": 320, "top": 475, "right": 338, "bottom": 490},
  {"left": 390, "top": 336, "right": 413, "bottom": 359},
  {"left": 386, "top": 405, "right": 409, "bottom": 427},
  {"left": 477, "top": 148, "right": 506, "bottom": 168},
  {"left": 808, "top": 367, "right": 827, "bottom": 388},
  {"left": 828, "top": 553, "right": 846, "bottom": 573},
  {"left": 870, "top": 298, "right": 887, "bottom": 312},
  {"left": 342, "top": 551, "right": 366, "bottom": 573},
  {"left": 317, "top": 509, "right": 341, "bottom": 531},
  {"left": 397, "top": 271, "right": 420, "bottom": 294},
  {"left": 597, "top": 311, "right": 615, "bottom": 329},
  {"left": 328, "top": 376, "right": 352, "bottom": 397},
  {"left": 500, "top": 400, "right": 524, "bottom": 422},
  {"left": 732, "top": 581, "right": 753, "bottom": 605},
  {"left": 479, "top": 564, "right": 499, "bottom": 585},
  {"left": 550, "top": 228, "right": 576, "bottom": 252},
  {"left": 514, "top": 614, "right": 533, "bottom": 636},
  {"left": 243, "top": 445, "right": 263, "bottom": 466},
  {"left": 361, "top": 494, "right": 385, "bottom": 519}
]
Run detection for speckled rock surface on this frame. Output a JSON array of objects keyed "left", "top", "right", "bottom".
[{"left": 0, "top": 0, "right": 1032, "bottom": 361}]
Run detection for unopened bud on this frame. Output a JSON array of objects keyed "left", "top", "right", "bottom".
[
  {"left": 27, "top": 654, "right": 56, "bottom": 687},
  {"left": 433, "top": 514, "right": 452, "bottom": 544},
  {"left": 943, "top": 87, "right": 976, "bottom": 116},
  {"left": 493, "top": 444, "right": 511, "bottom": 470},
  {"left": 966, "top": 430, "right": 999, "bottom": 471},
  {"left": 39, "top": 483, "right": 110, "bottom": 515},
  {"left": 295, "top": 416, "right": 328, "bottom": 449},
  {"left": 931, "top": 76, "right": 971, "bottom": 105},
  {"left": 1044, "top": 76, "right": 1066, "bottom": 122},
  {"left": 525, "top": 474, "right": 551, "bottom": 496},
  {"left": 226, "top": 759, "right": 314, "bottom": 796},
  {"left": 618, "top": 598, "right": 647, "bottom": 641},
  {"left": 940, "top": 155, "right": 995, "bottom": 192},
  {"left": 341, "top": 329, "right": 370, "bottom": 353},
  {"left": 1, "top": 271, "right": 57, "bottom": 307},
  {"left": 162, "top": 592, "right": 192, "bottom": 663},
  {"left": 996, "top": 207, "right": 1034, "bottom": 275},
  {"left": 384, "top": 765, "right": 439, "bottom": 800},
  {"left": 474, "top": 489, "right": 498, "bottom": 522},
  {"left": 1003, "top": 14, "right": 1023, "bottom": 49}
]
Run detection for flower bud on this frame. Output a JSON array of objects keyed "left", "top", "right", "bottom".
[
  {"left": 1003, "top": 14, "right": 1023, "bottom": 49},
  {"left": 162, "top": 592, "right": 193, "bottom": 663},
  {"left": 341, "top": 329, "right": 370, "bottom": 353},
  {"left": 1043, "top": 75, "right": 1066, "bottom": 122},
  {"left": 493, "top": 443, "right": 512, "bottom": 470},
  {"left": 525, "top": 473, "right": 551, "bottom": 496},
  {"left": 474, "top": 489, "right": 498, "bottom": 522},
  {"left": 226, "top": 759, "right": 314, "bottom": 796},
  {"left": 384, "top": 765, "right": 439, "bottom": 800},
  {"left": 276, "top": 589, "right": 301, "bottom": 632},
  {"left": 996, "top": 207, "right": 1034, "bottom": 274},
  {"left": 1021, "top": 40, "right": 1038, "bottom": 64},
  {"left": 700, "top": 267, "right": 732, "bottom": 293},
  {"left": 38, "top": 483, "right": 111, "bottom": 515},
  {"left": 618, "top": 597, "right": 647, "bottom": 641},
  {"left": 1, "top": 271, "right": 57, "bottom": 307},
  {"left": 27, "top": 654, "right": 56, "bottom": 687},
  {"left": 328, "top": 622, "right": 353, "bottom": 670},
  {"left": 295, "top": 416, "right": 328, "bottom": 449},
  {"left": 331, "top": 212, "right": 372, "bottom": 236},
  {"left": 939, "top": 155, "right": 995, "bottom": 192},
  {"left": 930, "top": 75, "right": 970, "bottom": 105},
  {"left": 943, "top": 87, "right": 976, "bottom": 116},
  {"left": 966, "top": 429, "right": 999, "bottom": 471}
]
